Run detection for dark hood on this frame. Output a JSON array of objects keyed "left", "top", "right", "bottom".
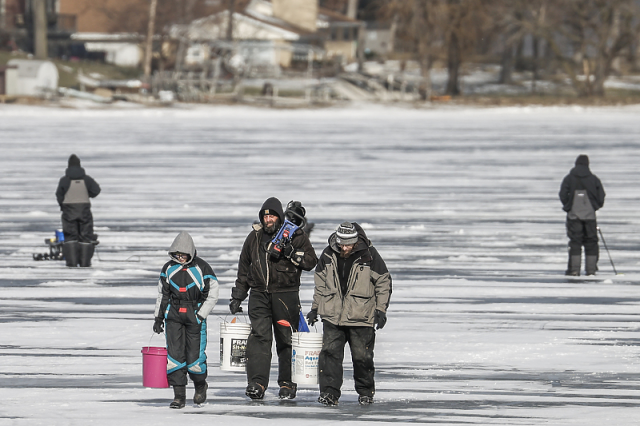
[
  {"left": 65, "top": 166, "right": 86, "bottom": 180},
  {"left": 570, "top": 164, "right": 592, "bottom": 179},
  {"left": 329, "top": 222, "right": 371, "bottom": 254},
  {"left": 259, "top": 197, "right": 284, "bottom": 224}
]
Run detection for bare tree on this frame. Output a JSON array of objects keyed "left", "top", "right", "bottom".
[
  {"left": 441, "top": 0, "right": 490, "bottom": 96},
  {"left": 412, "top": 0, "right": 436, "bottom": 100},
  {"left": 381, "top": 0, "right": 491, "bottom": 98},
  {"left": 539, "top": 0, "right": 640, "bottom": 96},
  {"left": 91, "top": 0, "right": 226, "bottom": 34},
  {"left": 381, "top": 0, "right": 445, "bottom": 100},
  {"left": 496, "top": 0, "right": 549, "bottom": 91}
]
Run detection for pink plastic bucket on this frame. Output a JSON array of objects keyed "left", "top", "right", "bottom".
[{"left": 141, "top": 346, "right": 169, "bottom": 388}]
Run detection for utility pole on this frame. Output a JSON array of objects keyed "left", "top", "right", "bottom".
[
  {"left": 347, "top": 0, "right": 358, "bottom": 19},
  {"left": 1, "top": 0, "right": 7, "bottom": 32},
  {"left": 144, "top": 0, "right": 158, "bottom": 83},
  {"left": 33, "top": 0, "right": 48, "bottom": 59},
  {"left": 226, "top": 0, "right": 235, "bottom": 40},
  {"left": 347, "top": 0, "right": 363, "bottom": 72}
]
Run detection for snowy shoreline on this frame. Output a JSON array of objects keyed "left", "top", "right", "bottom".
[{"left": 3, "top": 99, "right": 640, "bottom": 116}]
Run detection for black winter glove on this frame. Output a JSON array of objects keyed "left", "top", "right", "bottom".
[
  {"left": 374, "top": 310, "right": 387, "bottom": 330},
  {"left": 153, "top": 318, "right": 164, "bottom": 334},
  {"left": 306, "top": 309, "right": 318, "bottom": 326},
  {"left": 267, "top": 242, "right": 282, "bottom": 260},
  {"left": 229, "top": 298, "right": 243, "bottom": 314},
  {"left": 196, "top": 314, "right": 205, "bottom": 323},
  {"left": 290, "top": 250, "right": 304, "bottom": 266},
  {"left": 283, "top": 243, "right": 304, "bottom": 266},
  {"left": 282, "top": 242, "right": 295, "bottom": 259}
]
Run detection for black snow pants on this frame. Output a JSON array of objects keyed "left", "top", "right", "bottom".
[
  {"left": 246, "top": 290, "right": 300, "bottom": 388},
  {"left": 566, "top": 218, "right": 599, "bottom": 256},
  {"left": 318, "top": 321, "right": 376, "bottom": 399},
  {"left": 61, "top": 203, "right": 96, "bottom": 243},
  {"left": 165, "top": 300, "right": 208, "bottom": 387}
]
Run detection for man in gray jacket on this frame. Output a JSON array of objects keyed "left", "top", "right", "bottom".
[{"left": 307, "top": 222, "right": 392, "bottom": 406}]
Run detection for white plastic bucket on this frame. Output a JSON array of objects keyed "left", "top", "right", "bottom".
[
  {"left": 291, "top": 332, "right": 323, "bottom": 385},
  {"left": 220, "top": 321, "right": 251, "bottom": 372}
]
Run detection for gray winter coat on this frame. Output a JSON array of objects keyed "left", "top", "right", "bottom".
[{"left": 312, "top": 224, "right": 392, "bottom": 327}]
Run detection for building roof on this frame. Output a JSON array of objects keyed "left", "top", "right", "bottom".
[
  {"left": 244, "top": 9, "right": 314, "bottom": 36},
  {"left": 70, "top": 33, "right": 144, "bottom": 42},
  {"left": 317, "top": 7, "right": 360, "bottom": 24},
  {"left": 179, "top": 10, "right": 305, "bottom": 41},
  {"left": 175, "top": 0, "right": 362, "bottom": 42}
]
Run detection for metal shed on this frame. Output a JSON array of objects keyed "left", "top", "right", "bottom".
[{"left": 5, "top": 59, "right": 59, "bottom": 96}]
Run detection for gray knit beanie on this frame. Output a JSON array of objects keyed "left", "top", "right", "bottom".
[{"left": 335, "top": 222, "right": 358, "bottom": 245}]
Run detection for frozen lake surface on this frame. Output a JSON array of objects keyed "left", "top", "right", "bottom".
[{"left": 1, "top": 103, "right": 640, "bottom": 425}]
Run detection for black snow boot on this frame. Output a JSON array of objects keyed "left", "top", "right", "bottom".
[
  {"left": 278, "top": 381, "right": 297, "bottom": 400},
  {"left": 565, "top": 255, "right": 581, "bottom": 276},
  {"left": 193, "top": 381, "right": 208, "bottom": 404},
  {"left": 358, "top": 395, "right": 374, "bottom": 405},
  {"left": 245, "top": 382, "right": 265, "bottom": 400},
  {"left": 170, "top": 385, "right": 186, "bottom": 409},
  {"left": 318, "top": 392, "right": 339, "bottom": 406},
  {"left": 63, "top": 241, "right": 79, "bottom": 267},
  {"left": 585, "top": 255, "right": 598, "bottom": 276},
  {"left": 78, "top": 242, "right": 94, "bottom": 267}
]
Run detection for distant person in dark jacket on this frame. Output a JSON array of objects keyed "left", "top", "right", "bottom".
[
  {"left": 559, "top": 155, "right": 605, "bottom": 276},
  {"left": 55, "top": 154, "right": 101, "bottom": 267},
  {"left": 229, "top": 197, "right": 317, "bottom": 400}
]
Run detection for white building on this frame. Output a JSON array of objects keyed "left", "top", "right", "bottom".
[
  {"left": 5, "top": 59, "right": 59, "bottom": 96},
  {"left": 71, "top": 33, "right": 143, "bottom": 68}
]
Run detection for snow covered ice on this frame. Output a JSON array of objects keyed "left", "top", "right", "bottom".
[{"left": 1, "top": 103, "right": 640, "bottom": 425}]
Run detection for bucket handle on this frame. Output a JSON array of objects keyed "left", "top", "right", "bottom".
[
  {"left": 146, "top": 331, "right": 165, "bottom": 348},
  {"left": 220, "top": 312, "right": 249, "bottom": 325}
]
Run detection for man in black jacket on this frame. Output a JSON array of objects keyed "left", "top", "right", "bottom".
[
  {"left": 55, "top": 154, "right": 101, "bottom": 267},
  {"left": 559, "top": 155, "right": 606, "bottom": 276},
  {"left": 229, "top": 197, "right": 317, "bottom": 400}
]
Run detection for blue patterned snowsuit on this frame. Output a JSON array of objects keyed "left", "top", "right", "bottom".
[{"left": 154, "top": 232, "right": 219, "bottom": 386}]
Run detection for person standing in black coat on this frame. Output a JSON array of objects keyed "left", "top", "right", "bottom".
[
  {"left": 55, "top": 154, "right": 101, "bottom": 267},
  {"left": 229, "top": 197, "right": 317, "bottom": 401},
  {"left": 559, "top": 155, "right": 606, "bottom": 276}
]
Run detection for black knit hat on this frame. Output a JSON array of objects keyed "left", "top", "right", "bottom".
[
  {"left": 335, "top": 221, "right": 358, "bottom": 245},
  {"left": 259, "top": 197, "right": 284, "bottom": 223},
  {"left": 575, "top": 155, "right": 589, "bottom": 166},
  {"left": 68, "top": 154, "right": 81, "bottom": 167}
]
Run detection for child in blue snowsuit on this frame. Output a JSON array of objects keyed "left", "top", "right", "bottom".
[{"left": 153, "top": 231, "right": 219, "bottom": 408}]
